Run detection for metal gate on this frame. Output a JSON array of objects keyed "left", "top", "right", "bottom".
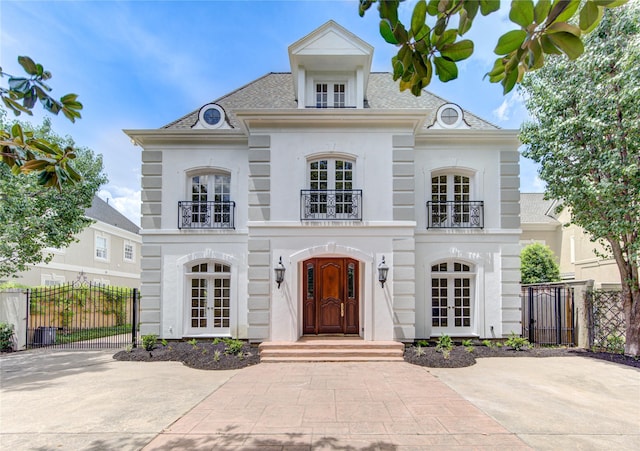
[
  {"left": 522, "top": 284, "right": 575, "bottom": 346},
  {"left": 26, "top": 282, "right": 139, "bottom": 349}
]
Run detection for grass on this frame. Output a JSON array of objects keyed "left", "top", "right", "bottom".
[{"left": 55, "top": 324, "right": 132, "bottom": 344}]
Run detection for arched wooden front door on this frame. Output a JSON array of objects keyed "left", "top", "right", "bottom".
[{"left": 303, "top": 258, "right": 359, "bottom": 335}]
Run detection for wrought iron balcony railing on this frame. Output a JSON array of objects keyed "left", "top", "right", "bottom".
[
  {"left": 301, "top": 189, "right": 363, "bottom": 221},
  {"left": 427, "top": 201, "right": 484, "bottom": 229},
  {"left": 178, "top": 201, "right": 235, "bottom": 229}
]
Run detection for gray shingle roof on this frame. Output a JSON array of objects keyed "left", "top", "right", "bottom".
[
  {"left": 163, "top": 72, "right": 498, "bottom": 130},
  {"left": 520, "top": 193, "right": 560, "bottom": 224},
  {"left": 85, "top": 195, "right": 140, "bottom": 234}
]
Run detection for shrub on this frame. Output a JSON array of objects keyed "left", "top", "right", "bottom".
[
  {"left": 416, "top": 339, "right": 429, "bottom": 347},
  {"left": 462, "top": 339, "right": 474, "bottom": 353},
  {"left": 605, "top": 335, "right": 625, "bottom": 354},
  {"left": 188, "top": 338, "right": 198, "bottom": 348},
  {"left": 0, "top": 323, "right": 15, "bottom": 351},
  {"left": 224, "top": 338, "right": 244, "bottom": 355},
  {"left": 520, "top": 243, "right": 561, "bottom": 284},
  {"left": 436, "top": 334, "right": 453, "bottom": 359},
  {"left": 505, "top": 332, "right": 531, "bottom": 351},
  {"left": 482, "top": 339, "right": 494, "bottom": 348},
  {"left": 141, "top": 334, "right": 157, "bottom": 351},
  {"left": 414, "top": 344, "right": 426, "bottom": 357}
]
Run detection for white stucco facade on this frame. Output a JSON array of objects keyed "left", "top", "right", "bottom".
[{"left": 126, "top": 21, "right": 521, "bottom": 343}]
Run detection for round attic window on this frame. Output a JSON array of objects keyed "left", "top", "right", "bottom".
[
  {"left": 198, "top": 103, "right": 225, "bottom": 129},
  {"left": 436, "top": 103, "right": 463, "bottom": 128}
]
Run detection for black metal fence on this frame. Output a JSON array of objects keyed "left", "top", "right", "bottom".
[
  {"left": 522, "top": 284, "right": 575, "bottom": 346},
  {"left": 26, "top": 283, "right": 139, "bottom": 349},
  {"left": 587, "top": 290, "right": 625, "bottom": 353}
]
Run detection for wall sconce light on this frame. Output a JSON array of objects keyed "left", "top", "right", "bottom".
[
  {"left": 274, "top": 256, "right": 286, "bottom": 289},
  {"left": 378, "top": 255, "right": 389, "bottom": 288}
]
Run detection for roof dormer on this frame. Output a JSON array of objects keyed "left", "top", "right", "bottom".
[{"left": 288, "top": 21, "right": 373, "bottom": 109}]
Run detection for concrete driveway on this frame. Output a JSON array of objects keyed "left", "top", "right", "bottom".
[
  {"left": 0, "top": 349, "right": 238, "bottom": 450},
  {"left": 1, "top": 350, "right": 639, "bottom": 450},
  {"left": 429, "top": 356, "right": 640, "bottom": 450}
]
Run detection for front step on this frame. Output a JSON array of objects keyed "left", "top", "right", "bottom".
[{"left": 259, "top": 337, "right": 405, "bottom": 362}]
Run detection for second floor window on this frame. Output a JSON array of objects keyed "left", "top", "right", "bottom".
[
  {"left": 428, "top": 173, "right": 483, "bottom": 228},
  {"left": 96, "top": 236, "right": 108, "bottom": 260},
  {"left": 302, "top": 158, "right": 361, "bottom": 220},
  {"left": 124, "top": 242, "right": 134, "bottom": 262},
  {"left": 316, "top": 83, "right": 346, "bottom": 108},
  {"left": 187, "top": 174, "right": 232, "bottom": 227}
]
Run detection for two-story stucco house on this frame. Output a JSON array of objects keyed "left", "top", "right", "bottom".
[{"left": 126, "top": 21, "right": 521, "bottom": 344}]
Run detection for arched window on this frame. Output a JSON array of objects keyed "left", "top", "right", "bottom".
[
  {"left": 428, "top": 172, "right": 483, "bottom": 228},
  {"left": 302, "top": 158, "right": 361, "bottom": 220},
  {"left": 185, "top": 262, "right": 231, "bottom": 335},
  {"left": 431, "top": 261, "right": 475, "bottom": 332},
  {"left": 179, "top": 172, "right": 235, "bottom": 229}
]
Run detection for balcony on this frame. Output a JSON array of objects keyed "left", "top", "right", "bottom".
[
  {"left": 427, "top": 201, "right": 484, "bottom": 229},
  {"left": 301, "top": 189, "right": 362, "bottom": 221},
  {"left": 178, "top": 201, "right": 235, "bottom": 229}
]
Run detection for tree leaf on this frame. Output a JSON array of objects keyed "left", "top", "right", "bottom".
[
  {"left": 433, "top": 56, "right": 458, "bottom": 82},
  {"left": 534, "top": 0, "right": 552, "bottom": 24},
  {"left": 548, "top": 0, "right": 581, "bottom": 25},
  {"left": 393, "top": 21, "right": 409, "bottom": 43},
  {"left": 440, "top": 40, "right": 474, "bottom": 62},
  {"left": 494, "top": 29, "right": 527, "bottom": 55},
  {"left": 8, "top": 77, "right": 30, "bottom": 94},
  {"left": 547, "top": 31, "right": 584, "bottom": 59},
  {"left": 480, "top": 0, "right": 501, "bottom": 16},
  {"left": 502, "top": 63, "right": 520, "bottom": 94},
  {"left": 579, "top": 1, "right": 604, "bottom": 33},
  {"left": 509, "top": 0, "right": 535, "bottom": 28},
  {"left": 411, "top": 0, "right": 427, "bottom": 37},
  {"left": 17, "top": 56, "right": 38, "bottom": 75},
  {"left": 547, "top": 21, "right": 582, "bottom": 36},
  {"left": 540, "top": 34, "right": 562, "bottom": 54},
  {"left": 379, "top": 19, "right": 398, "bottom": 44}
]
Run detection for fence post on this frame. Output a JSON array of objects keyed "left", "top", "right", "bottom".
[
  {"left": 131, "top": 288, "right": 138, "bottom": 348},
  {"left": 528, "top": 287, "right": 534, "bottom": 343}
]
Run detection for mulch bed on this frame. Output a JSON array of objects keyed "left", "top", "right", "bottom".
[
  {"left": 404, "top": 344, "right": 640, "bottom": 369},
  {"left": 113, "top": 341, "right": 260, "bottom": 370},
  {"left": 112, "top": 340, "right": 640, "bottom": 370}
]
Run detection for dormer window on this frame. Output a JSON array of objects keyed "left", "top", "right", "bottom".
[{"left": 315, "top": 82, "right": 346, "bottom": 108}]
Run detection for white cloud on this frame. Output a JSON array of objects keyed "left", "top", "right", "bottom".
[
  {"left": 492, "top": 91, "right": 525, "bottom": 123},
  {"left": 98, "top": 187, "right": 141, "bottom": 226}
]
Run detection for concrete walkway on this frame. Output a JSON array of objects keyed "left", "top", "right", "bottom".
[
  {"left": 1, "top": 350, "right": 639, "bottom": 450},
  {"left": 145, "top": 362, "right": 526, "bottom": 450}
]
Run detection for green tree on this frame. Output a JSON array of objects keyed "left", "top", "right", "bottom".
[
  {"left": 359, "top": 0, "right": 627, "bottom": 95},
  {"left": 520, "top": 243, "right": 561, "bottom": 284},
  {"left": 1, "top": 56, "right": 83, "bottom": 189},
  {"left": 0, "top": 113, "right": 106, "bottom": 278},
  {"left": 520, "top": 3, "right": 639, "bottom": 356}
]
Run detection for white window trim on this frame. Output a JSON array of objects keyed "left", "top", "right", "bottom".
[
  {"left": 123, "top": 241, "right": 135, "bottom": 263},
  {"left": 429, "top": 260, "right": 477, "bottom": 335},
  {"left": 307, "top": 74, "right": 353, "bottom": 108},
  {"left": 184, "top": 260, "right": 234, "bottom": 337},
  {"left": 95, "top": 234, "right": 109, "bottom": 262}
]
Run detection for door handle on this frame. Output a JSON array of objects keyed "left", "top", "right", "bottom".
[{"left": 341, "top": 303, "right": 344, "bottom": 317}]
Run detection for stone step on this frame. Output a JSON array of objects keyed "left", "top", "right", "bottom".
[
  {"left": 258, "top": 338, "right": 405, "bottom": 362},
  {"left": 261, "top": 355, "right": 404, "bottom": 362}
]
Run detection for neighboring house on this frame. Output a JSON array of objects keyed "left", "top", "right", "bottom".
[
  {"left": 520, "top": 193, "right": 621, "bottom": 289},
  {"left": 125, "top": 21, "right": 521, "bottom": 342},
  {"left": 6, "top": 195, "right": 141, "bottom": 288}
]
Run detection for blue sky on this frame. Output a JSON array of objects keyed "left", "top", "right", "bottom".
[{"left": 1, "top": 0, "right": 541, "bottom": 224}]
